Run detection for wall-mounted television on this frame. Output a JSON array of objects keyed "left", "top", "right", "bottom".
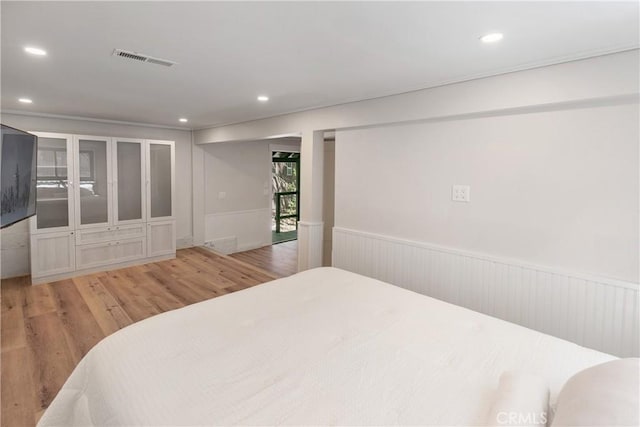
[{"left": 1, "top": 124, "right": 37, "bottom": 228}]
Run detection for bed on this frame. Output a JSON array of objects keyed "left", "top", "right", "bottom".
[{"left": 38, "top": 267, "right": 615, "bottom": 426}]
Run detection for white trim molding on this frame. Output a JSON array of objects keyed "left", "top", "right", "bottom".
[
  {"left": 332, "top": 227, "right": 639, "bottom": 357},
  {"left": 298, "top": 221, "right": 324, "bottom": 272},
  {"left": 1, "top": 110, "right": 191, "bottom": 131}
]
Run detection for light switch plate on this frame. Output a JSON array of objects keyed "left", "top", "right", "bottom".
[
  {"left": 218, "top": 191, "right": 226, "bottom": 200},
  {"left": 452, "top": 185, "right": 470, "bottom": 202}
]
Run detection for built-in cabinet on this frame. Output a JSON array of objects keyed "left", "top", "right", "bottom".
[{"left": 30, "top": 133, "right": 175, "bottom": 284}]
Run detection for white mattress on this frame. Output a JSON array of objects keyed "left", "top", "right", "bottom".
[{"left": 38, "top": 267, "right": 614, "bottom": 426}]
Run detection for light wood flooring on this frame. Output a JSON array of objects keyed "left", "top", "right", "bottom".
[
  {"left": 1, "top": 245, "right": 297, "bottom": 427},
  {"left": 230, "top": 240, "right": 298, "bottom": 278}
]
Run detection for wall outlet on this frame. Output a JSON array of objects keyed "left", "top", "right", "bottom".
[
  {"left": 452, "top": 185, "right": 470, "bottom": 202},
  {"left": 218, "top": 191, "right": 226, "bottom": 200}
]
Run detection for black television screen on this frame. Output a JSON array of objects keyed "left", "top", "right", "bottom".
[{"left": 1, "top": 124, "right": 37, "bottom": 228}]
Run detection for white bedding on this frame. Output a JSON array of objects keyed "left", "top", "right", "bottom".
[{"left": 38, "top": 267, "right": 614, "bottom": 426}]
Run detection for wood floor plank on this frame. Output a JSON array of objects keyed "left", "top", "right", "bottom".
[
  {"left": 72, "top": 274, "right": 133, "bottom": 337},
  {"left": 192, "top": 248, "right": 276, "bottom": 283},
  {"left": 48, "top": 279, "right": 106, "bottom": 364},
  {"left": 1, "top": 245, "right": 297, "bottom": 427},
  {"left": 230, "top": 240, "right": 299, "bottom": 278},
  {"left": 1, "top": 276, "right": 28, "bottom": 352},
  {"left": 178, "top": 253, "right": 245, "bottom": 290},
  {"left": 24, "top": 283, "right": 57, "bottom": 318},
  {"left": 122, "top": 267, "right": 186, "bottom": 313},
  {"left": 175, "top": 275, "right": 224, "bottom": 301},
  {"left": 1, "top": 347, "right": 36, "bottom": 427},
  {"left": 146, "top": 263, "right": 212, "bottom": 304},
  {"left": 98, "top": 271, "right": 162, "bottom": 323},
  {"left": 24, "top": 313, "right": 76, "bottom": 412},
  {"left": 151, "top": 256, "right": 202, "bottom": 278}
]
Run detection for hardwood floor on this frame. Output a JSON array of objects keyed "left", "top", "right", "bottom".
[
  {"left": 230, "top": 240, "right": 298, "bottom": 278},
  {"left": 1, "top": 246, "right": 296, "bottom": 427}
]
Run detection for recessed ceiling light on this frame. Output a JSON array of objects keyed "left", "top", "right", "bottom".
[
  {"left": 257, "top": 95, "right": 269, "bottom": 102},
  {"left": 24, "top": 46, "right": 47, "bottom": 56},
  {"left": 179, "top": 118, "right": 188, "bottom": 123},
  {"left": 480, "top": 33, "right": 503, "bottom": 43},
  {"left": 18, "top": 98, "right": 33, "bottom": 104}
]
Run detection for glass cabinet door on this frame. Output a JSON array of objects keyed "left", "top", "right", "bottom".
[
  {"left": 75, "top": 137, "right": 111, "bottom": 227},
  {"left": 35, "top": 134, "right": 74, "bottom": 230},
  {"left": 147, "top": 141, "right": 173, "bottom": 220},
  {"left": 114, "top": 140, "right": 144, "bottom": 223}
]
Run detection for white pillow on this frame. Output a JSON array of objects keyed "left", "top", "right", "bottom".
[{"left": 552, "top": 358, "right": 639, "bottom": 427}]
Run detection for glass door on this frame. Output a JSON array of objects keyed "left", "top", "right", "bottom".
[
  {"left": 74, "top": 136, "right": 111, "bottom": 228},
  {"left": 113, "top": 139, "right": 145, "bottom": 224},
  {"left": 272, "top": 151, "right": 300, "bottom": 244},
  {"left": 146, "top": 140, "right": 174, "bottom": 221},
  {"left": 33, "top": 133, "right": 74, "bottom": 232}
]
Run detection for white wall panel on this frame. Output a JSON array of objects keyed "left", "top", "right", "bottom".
[
  {"left": 298, "top": 221, "right": 323, "bottom": 271},
  {"left": 333, "top": 227, "right": 639, "bottom": 357},
  {"left": 335, "top": 104, "right": 639, "bottom": 283}
]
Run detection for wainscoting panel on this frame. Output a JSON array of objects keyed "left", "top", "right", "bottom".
[
  {"left": 204, "top": 208, "right": 271, "bottom": 254},
  {"left": 298, "top": 221, "right": 324, "bottom": 272},
  {"left": 332, "top": 227, "right": 639, "bottom": 357}
]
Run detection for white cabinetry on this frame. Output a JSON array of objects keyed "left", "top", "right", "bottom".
[
  {"left": 30, "top": 133, "right": 175, "bottom": 284},
  {"left": 75, "top": 223, "right": 146, "bottom": 245},
  {"left": 76, "top": 237, "right": 146, "bottom": 270},
  {"left": 147, "top": 221, "right": 176, "bottom": 257},
  {"left": 32, "top": 133, "right": 75, "bottom": 233},
  {"left": 30, "top": 231, "right": 76, "bottom": 277}
]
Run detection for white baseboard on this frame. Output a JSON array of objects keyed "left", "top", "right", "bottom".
[{"left": 332, "top": 226, "right": 639, "bottom": 357}]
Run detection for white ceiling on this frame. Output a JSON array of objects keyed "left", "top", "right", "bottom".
[{"left": 1, "top": 1, "right": 638, "bottom": 129}]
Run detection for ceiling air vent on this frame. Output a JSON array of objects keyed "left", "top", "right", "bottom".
[{"left": 112, "top": 49, "right": 177, "bottom": 67}]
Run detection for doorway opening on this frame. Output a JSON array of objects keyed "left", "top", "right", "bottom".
[{"left": 272, "top": 151, "right": 299, "bottom": 244}]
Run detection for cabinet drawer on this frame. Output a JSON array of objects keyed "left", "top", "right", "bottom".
[
  {"left": 75, "top": 224, "right": 145, "bottom": 245},
  {"left": 75, "top": 237, "right": 146, "bottom": 270}
]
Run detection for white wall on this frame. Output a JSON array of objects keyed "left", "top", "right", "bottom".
[
  {"left": 0, "top": 113, "right": 193, "bottom": 278},
  {"left": 203, "top": 137, "right": 300, "bottom": 253},
  {"left": 335, "top": 103, "right": 639, "bottom": 283},
  {"left": 192, "top": 50, "right": 639, "bottom": 272},
  {"left": 192, "top": 51, "right": 639, "bottom": 354},
  {"left": 193, "top": 52, "right": 639, "bottom": 282}
]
